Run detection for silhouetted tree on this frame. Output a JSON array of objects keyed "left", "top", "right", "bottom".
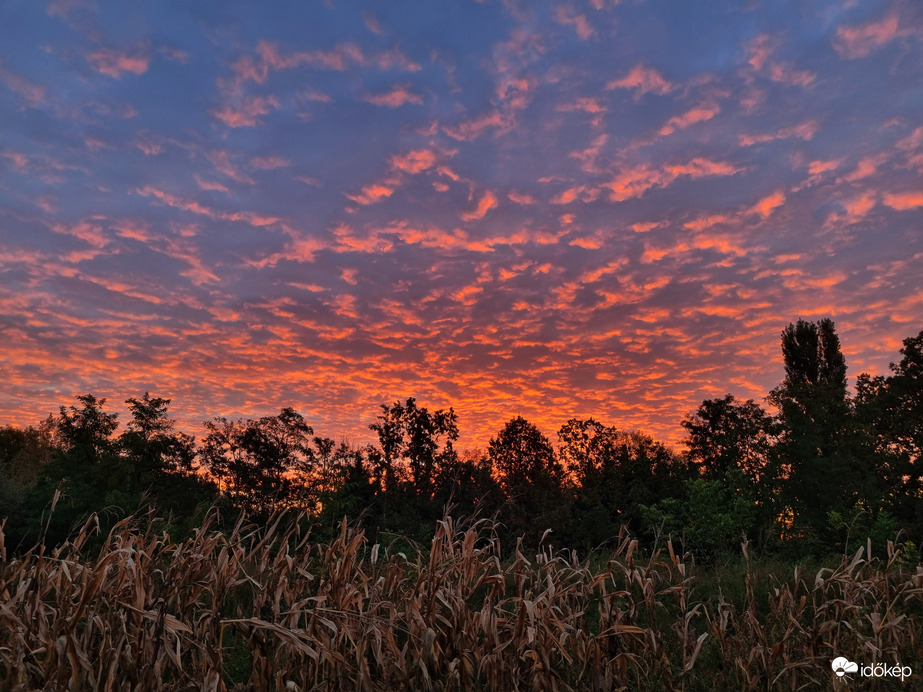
[
  {"left": 369, "top": 398, "right": 459, "bottom": 495},
  {"left": 489, "top": 417, "right": 565, "bottom": 545},
  {"left": 856, "top": 330, "right": 923, "bottom": 541},
  {"left": 202, "top": 408, "right": 313, "bottom": 512},
  {"left": 768, "top": 319, "right": 869, "bottom": 545}
]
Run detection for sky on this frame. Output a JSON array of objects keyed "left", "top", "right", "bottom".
[{"left": 1, "top": 0, "right": 921, "bottom": 450}]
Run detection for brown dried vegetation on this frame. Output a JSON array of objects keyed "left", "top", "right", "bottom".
[{"left": 1, "top": 512, "right": 921, "bottom": 691}]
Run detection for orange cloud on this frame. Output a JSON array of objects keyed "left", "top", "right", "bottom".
[
  {"left": 551, "top": 186, "right": 584, "bottom": 205},
  {"left": 390, "top": 149, "right": 437, "bottom": 174},
  {"left": 834, "top": 11, "right": 901, "bottom": 58},
  {"left": 683, "top": 214, "right": 733, "bottom": 232},
  {"left": 87, "top": 48, "right": 149, "bottom": 78},
  {"left": 883, "top": 191, "right": 923, "bottom": 210},
  {"left": 507, "top": 191, "right": 536, "bottom": 205},
  {"left": 606, "top": 64, "right": 673, "bottom": 97},
  {"left": 748, "top": 190, "right": 785, "bottom": 219},
  {"left": 364, "top": 84, "right": 423, "bottom": 107},
  {"left": 606, "top": 158, "right": 741, "bottom": 202},
  {"left": 808, "top": 159, "right": 842, "bottom": 175},
  {"left": 840, "top": 154, "right": 887, "bottom": 182},
  {"left": 345, "top": 183, "right": 394, "bottom": 206},
  {"left": 843, "top": 192, "right": 876, "bottom": 219},
  {"left": 461, "top": 191, "right": 498, "bottom": 221}
]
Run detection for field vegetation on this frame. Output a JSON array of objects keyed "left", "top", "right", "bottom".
[{"left": 2, "top": 510, "right": 921, "bottom": 691}]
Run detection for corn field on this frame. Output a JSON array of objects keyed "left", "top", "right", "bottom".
[{"left": 1, "top": 511, "right": 921, "bottom": 691}]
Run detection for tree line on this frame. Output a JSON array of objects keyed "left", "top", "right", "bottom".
[{"left": 1, "top": 319, "right": 921, "bottom": 560}]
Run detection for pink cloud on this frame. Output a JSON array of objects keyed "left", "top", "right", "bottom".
[
  {"left": 658, "top": 102, "right": 720, "bottom": 136},
  {"left": 231, "top": 41, "right": 421, "bottom": 86},
  {"left": 390, "top": 148, "right": 437, "bottom": 174},
  {"left": 300, "top": 89, "right": 332, "bottom": 103},
  {"left": 768, "top": 62, "right": 816, "bottom": 87},
  {"left": 249, "top": 155, "right": 291, "bottom": 170},
  {"left": 87, "top": 48, "right": 150, "bottom": 78},
  {"left": 606, "top": 64, "right": 673, "bottom": 97},
  {"left": 739, "top": 120, "right": 817, "bottom": 146},
  {"left": 207, "top": 150, "right": 254, "bottom": 184},
  {"left": 443, "top": 111, "right": 507, "bottom": 141},
  {"left": 194, "top": 175, "right": 230, "bottom": 193},
  {"left": 834, "top": 11, "right": 901, "bottom": 58},
  {"left": 0, "top": 60, "right": 48, "bottom": 107},
  {"left": 461, "top": 191, "right": 498, "bottom": 221},
  {"left": 363, "top": 84, "right": 423, "bottom": 107},
  {"left": 557, "top": 97, "right": 606, "bottom": 114},
  {"left": 1, "top": 151, "right": 30, "bottom": 170},
  {"left": 746, "top": 34, "right": 776, "bottom": 71},
  {"left": 211, "top": 95, "right": 279, "bottom": 127},
  {"left": 555, "top": 6, "right": 596, "bottom": 40},
  {"left": 364, "top": 12, "right": 382, "bottom": 34}
]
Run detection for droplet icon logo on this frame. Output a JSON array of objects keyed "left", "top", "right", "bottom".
[{"left": 832, "top": 657, "right": 859, "bottom": 677}]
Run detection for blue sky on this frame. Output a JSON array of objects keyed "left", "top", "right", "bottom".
[{"left": 1, "top": 0, "right": 921, "bottom": 447}]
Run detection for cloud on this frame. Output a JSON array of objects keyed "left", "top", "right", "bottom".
[
  {"left": 767, "top": 62, "right": 816, "bottom": 87},
  {"left": 605, "top": 158, "right": 742, "bottom": 202},
  {"left": 0, "top": 60, "right": 48, "bottom": 107},
  {"left": 207, "top": 150, "right": 254, "bottom": 184},
  {"left": 461, "top": 191, "right": 498, "bottom": 221},
  {"left": 745, "top": 34, "right": 776, "bottom": 71},
  {"left": 231, "top": 40, "right": 421, "bottom": 85},
  {"left": 390, "top": 149, "right": 437, "bottom": 174},
  {"left": 748, "top": 190, "right": 785, "bottom": 219},
  {"left": 346, "top": 183, "right": 394, "bottom": 206},
  {"left": 739, "top": 120, "right": 817, "bottom": 146},
  {"left": 883, "top": 191, "right": 923, "bottom": 210},
  {"left": 87, "top": 48, "right": 150, "bottom": 78},
  {"left": 249, "top": 156, "right": 292, "bottom": 170},
  {"left": 834, "top": 11, "right": 902, "bottom": 58},
  {"left": 363, "top": 84, "right": 423, "bottom": 107},
  {"left": 606, "top": 64, "right": 673, "bottom": 97},
  {"left": 839, "top": 154, "right": 887, "bottom": 183},
  {"left": 555, "top": 6, "right": 596, "bottom": 40},
  {"left": 508, "top": 191, "right": 536, "bottom": 205},
  {"left": 443, "top": 110, "right": 508, "bottom": 141},
  {"left": 658, "top": 102, "right": 720, "bottom": 136},
  {"left": 194, "top": 175, "right": 230, "bottom": 193},
  {"left": 212, "top": 95, "right": 279, "bottom": 127}
]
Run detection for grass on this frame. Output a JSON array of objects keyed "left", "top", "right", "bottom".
[{"left": 1, "top": 511, "right": 921, "bottom": 691}]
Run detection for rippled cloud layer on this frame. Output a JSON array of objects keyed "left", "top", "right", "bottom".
[{"left": 1, "top": 0, "right": 921, "bottom": 446}]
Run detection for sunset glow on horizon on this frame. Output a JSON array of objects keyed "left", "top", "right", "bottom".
[{"left": 2, "top": 1, "right": 921, "bottom": 449}]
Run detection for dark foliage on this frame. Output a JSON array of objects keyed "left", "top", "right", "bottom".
[{"left": 3, "top": 323, "right": 922, "bottom": 561}]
